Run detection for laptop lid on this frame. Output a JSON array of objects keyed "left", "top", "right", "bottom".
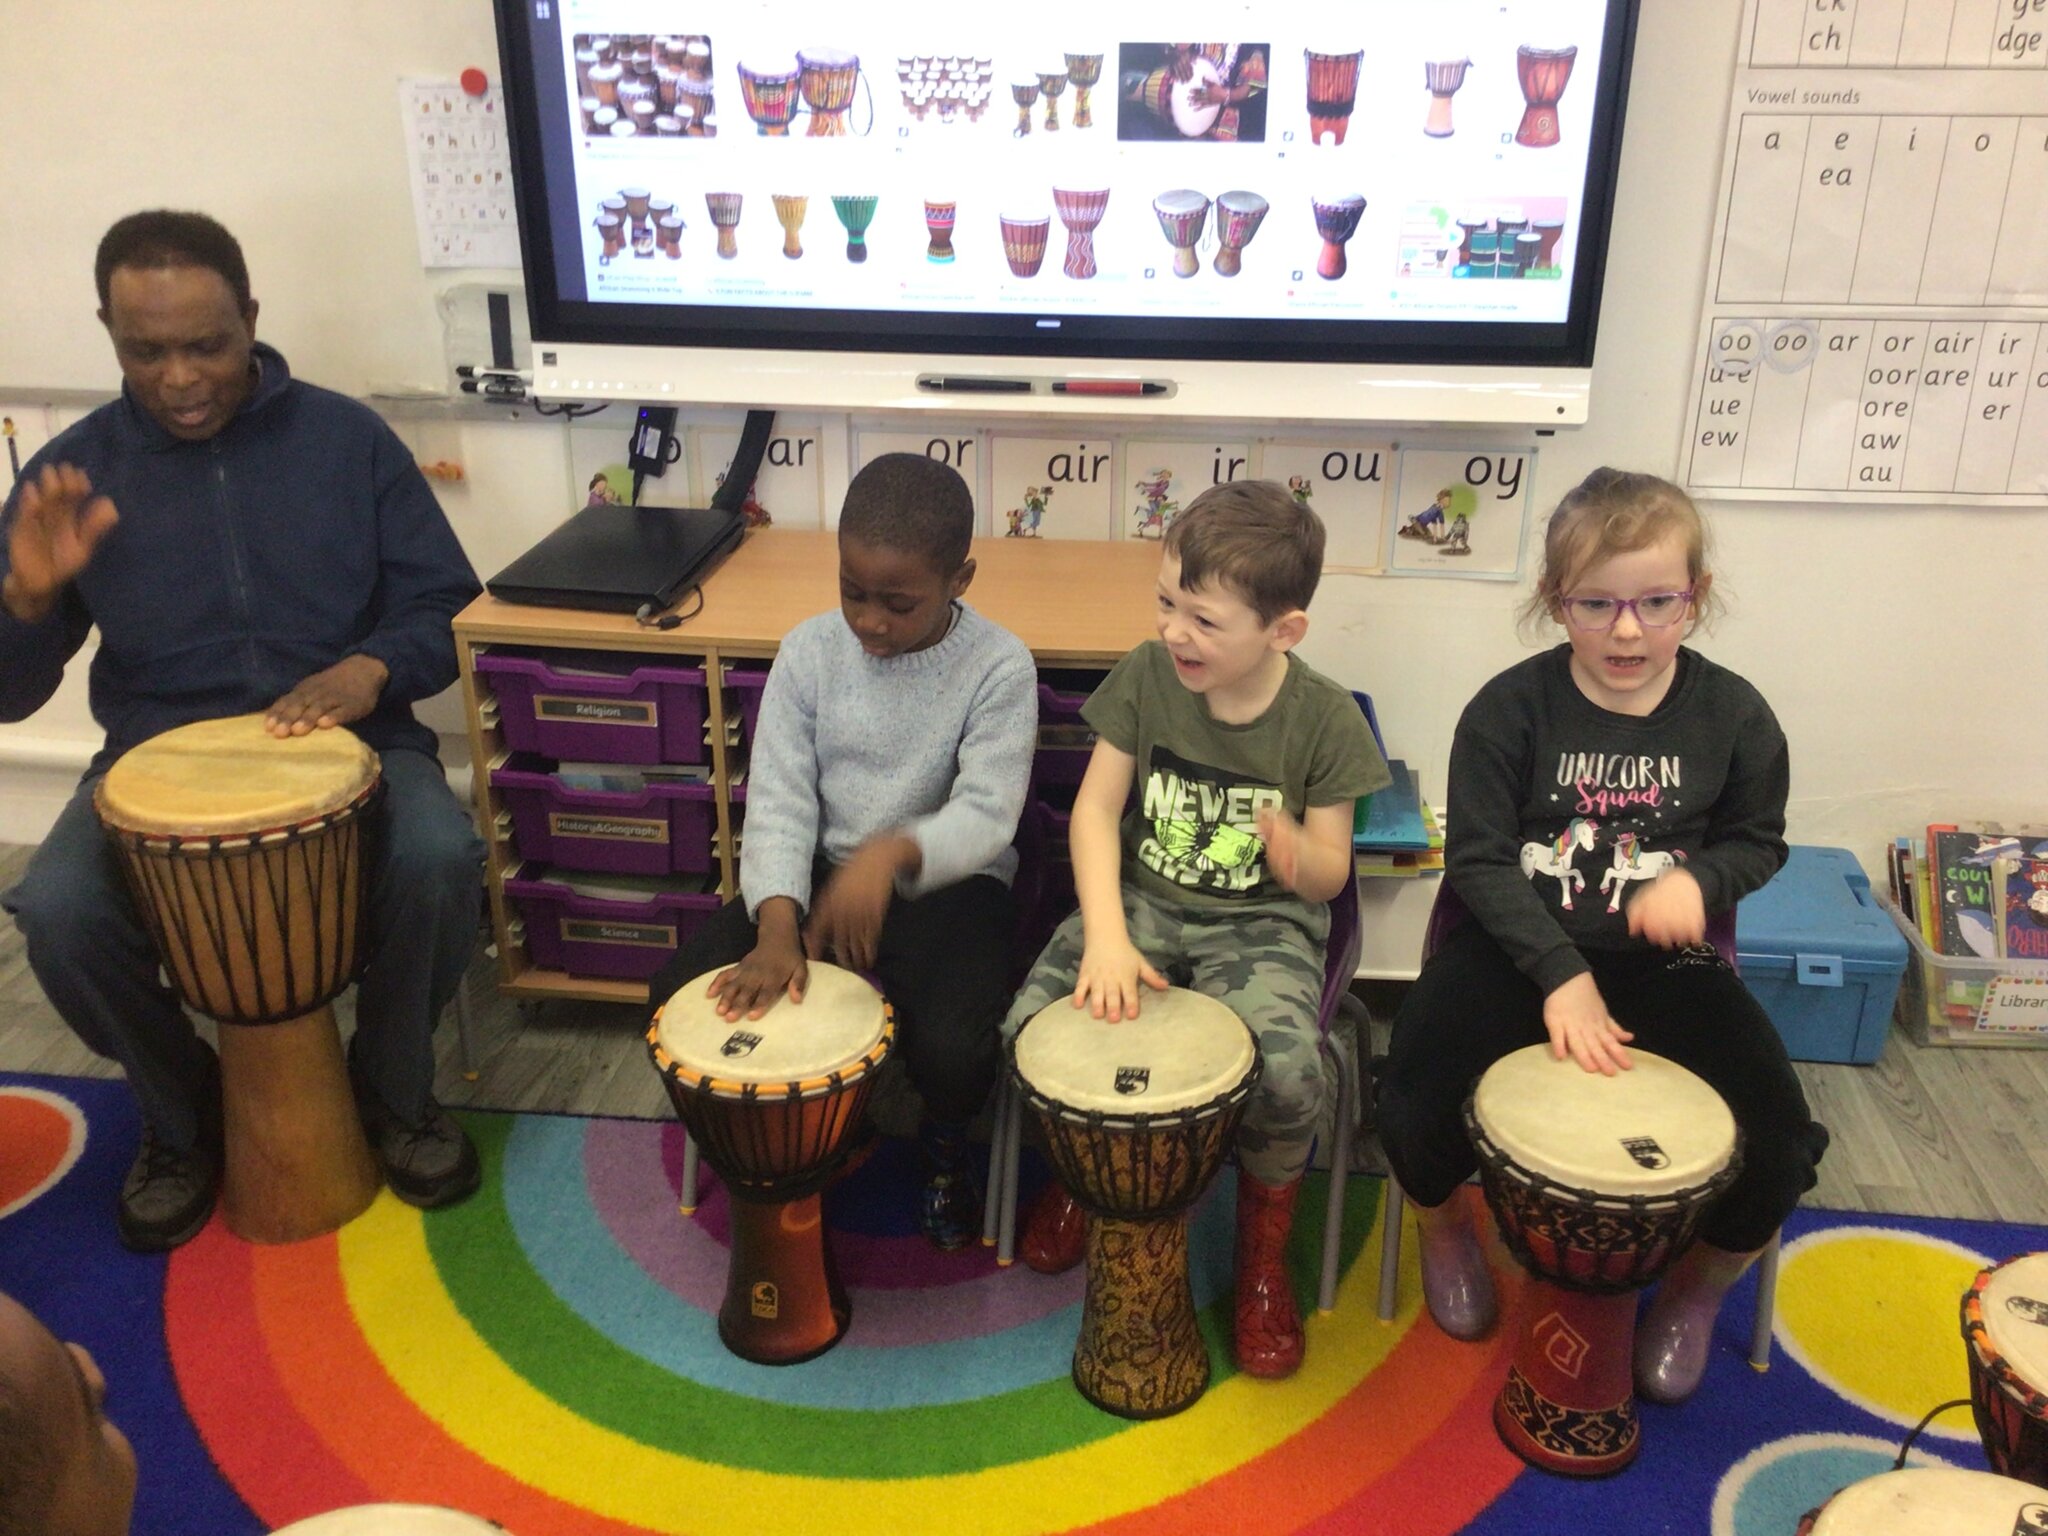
[{"left": 485, "top": 503, "right": 743, "bottom": 612}]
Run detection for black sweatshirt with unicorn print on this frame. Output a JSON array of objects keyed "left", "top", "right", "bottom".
[{"left": 1445, "top": 644, "right": 1790, "bottom": 996}]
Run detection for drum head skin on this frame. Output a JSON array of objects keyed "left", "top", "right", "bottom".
[
  {"left": 98, "top": 713, "right": 378, "bottom": 836},
  {"left": 1015, "top": 988, "right": 1256, "bottom": 1116},
  {"left": 654, "top": 962, "right": 887, "bottom": 1089},
  {"left": 1977, "top": 1252, "right": 2048, "bottom": 1401},
  {"left": 1471, "top": 1045, "right": 1736, "bottom": 1198},
  {"left": 271, "top": 1506, "right": 506, "bottom": 1534},
  {"left": 1809, "top": 1467, "right": 2048, "bottom": 1532}
]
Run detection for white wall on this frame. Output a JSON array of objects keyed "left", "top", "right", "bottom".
[{"left": 3, "top": 2, "right": 2042, "bottom": 874}]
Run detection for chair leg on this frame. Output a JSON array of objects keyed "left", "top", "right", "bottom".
[
  {"left": 982, "top": 1076, "right": 1013, "bottom": 1248},
  {"left": 1318, "top": 1030, "right": 1356, "bottom": 1314},
  {"left": 1749, "top": 1227, "right": 1782, "bottom": 1370},
  {"left": 996, "top": 1079, "right": 1023, "bottom": 1266},
  {"left": 680, "top": 1132, "right": 701, "bottom": 1216},
  {"left": 1378, "top": 1178, "right": 1406, "bottom": 1323}
]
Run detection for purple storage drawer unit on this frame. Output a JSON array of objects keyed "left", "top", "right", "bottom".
[
  {"left": 492, "top": 759, "right": 718, "bottom": 876},
  {"left": 1033, "top": 678, "right": 1099, "bottom": 788},
  {"left": 476, "top": 650, "right": 709, "bottom": 765},
  {"left": 504, "top": 866, "right": 722, "bottom": 981},
  {"left": 724, "top": 663, "right": 769, "bottom": 752}
]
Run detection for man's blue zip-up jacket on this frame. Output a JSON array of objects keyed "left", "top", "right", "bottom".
[{"left": 1, "top": 343, "right": 481, "bottom": 774}]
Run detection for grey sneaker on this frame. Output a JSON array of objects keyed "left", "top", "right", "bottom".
[
  {"left": 118, "top": 1129, "right": 220, "bottom": 1253},
  {"left": 359, "top": 1098, "right": 481, "bottom": 1209}
]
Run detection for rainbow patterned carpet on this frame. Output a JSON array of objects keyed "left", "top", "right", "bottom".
[{"left": 2, "top": 1071, "right": 2039, "bottom": 1535}]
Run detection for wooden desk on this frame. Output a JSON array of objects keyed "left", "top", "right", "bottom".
[{"left": 453, "top": 529, "right": 1162, "bottom": 1004}]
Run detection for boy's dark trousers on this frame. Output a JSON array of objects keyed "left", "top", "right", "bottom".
[
  {"left": 649, "top": 859, "right": 1016, "bottom": 1125},
  {"left": 1375, "top": 920, "right": 1828, "bottom": 1253}
]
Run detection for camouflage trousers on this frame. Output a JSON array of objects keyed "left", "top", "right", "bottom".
[{"left": 1004, "top": 885, "right": 1332, "bottom": 1185}]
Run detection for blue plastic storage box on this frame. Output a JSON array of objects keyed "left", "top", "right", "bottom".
[{"left": 1736, "top": 845, "right": 1908, "bottom": 1064}]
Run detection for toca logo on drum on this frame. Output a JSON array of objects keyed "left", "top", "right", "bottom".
[
  {"left": 2013, "top": 1503, "right": 2048, "bottom": 1536},
  {"left": 2008, "top": 1293, "right": 2048, "bottom": 1327},
  {"left": 1621, "top": 1136, "right": 1670, "bottom": 1170},
  {"left": 721, "top": 1030, "right": 763, "bottom": 1057},
  {"left": 1114, "top": 1066, "right": 1150, "bottom": 1096},
  {"left": 750, "top": 1281, "right": 779, "bottom": 1319}
]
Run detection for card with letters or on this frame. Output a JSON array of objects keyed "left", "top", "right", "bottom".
[
  {"left": 987, "top": 436, "right": 1118, "bottom": 540},
  {"left": 1385, "top": 447, "right": 1532, "bottom": 580},
  {"left": 401, "top": 81, "right": 520, "bottom": 270},
  {"left": 1119, "top": 439, "right": 1251, "bottom": 541},
  {"left": 1678, "top": 0, "right": 2048, "bottom": 503},
  {"left": 696, "top": 419, "right": 825, "bottom": 528},
  {"left": 853, "top": 429, "right": 985, "bottom": 533},
  {"left": 1255, "top": 439, "right": 1394, "bottom": 571}
]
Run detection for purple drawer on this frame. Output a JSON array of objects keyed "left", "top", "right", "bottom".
[
  {"left": 724, "top": 663, "right": 769, "bottom": 751},
  {"left": 1033, "top": 679, "right": 1098, "bottom": 787},
  {"left": 504, "top": 866, "right": 723, "bottom": 981},
  {"left": 492, "top": 758, "right": 717, "bottom": 876},
  {"left": 476, "top": 651, "right": 709, "bottom": 765}
]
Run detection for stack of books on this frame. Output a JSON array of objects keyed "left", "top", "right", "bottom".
[
  {"left": 1353, "top": 760, "right": 1445, "bottom": 879},
  {"left": 1888, "top": 824, "right": 2048, "bottom": 962}
]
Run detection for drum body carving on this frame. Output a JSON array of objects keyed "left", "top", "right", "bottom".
[
  {"left": 1013, "top": 989, "right": 1260, "bottom": 1418},
  {"left": 1152, "top": 190, "right": 1210, "bottom": 278},
  {"left": 1001, "top": 214, "right": 1050, "bottom": 278},
  {"left": 649, "top": 964, "right": 892, "bottom": 1364},
  {"left": 1424, "top": 58, "right": 1471, "bottom": 138},
  {"left": 832, "top": 194, "right": 878, "bottom": 262},
  {"left": 1466, "top": 1046, "right": 1739, "bottom": 1477},
  {"left": 1312, "top": 194, "right": 1366, "bottom": 281},
  {"left": 1515, "top": 45, "right": 1577, "bottom": 148},
  {"left": 1304, "top": 48, "right": 1363, "bottom": 146},
  {"left": 797, "top": 48, "right": 859, "bottom": 136},
  {"left": 1212, "top": 190, "right": 1268, "bottom": 276},
  {"left": 1053, "top": 187, "right": 1110, "bottom": 280},
  {"left": 1963, "top": 1252, "right": 2048, "bottom": 1489},
  {"left": 96, "top": 714, "right": 384, "bottom": 1243},
  {"left": 737, "top": 60, "right": 801, "bottom": 134}
]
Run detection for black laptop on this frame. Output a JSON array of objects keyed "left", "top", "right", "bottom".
[{"left": 486, "top": 502, "right": 746, "bottom": 613}]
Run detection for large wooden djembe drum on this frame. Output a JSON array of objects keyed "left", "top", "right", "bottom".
[
  {"left": 95, "top": 713, "right": 384, "bottom": 1244},
  {"left": 1964, "top": 1251, "right": 2048, "bottom": 1489}
]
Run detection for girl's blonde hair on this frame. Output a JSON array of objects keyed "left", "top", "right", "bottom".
[{"left": 1517, "top": 467, "right": 1722, "bottom": 635}]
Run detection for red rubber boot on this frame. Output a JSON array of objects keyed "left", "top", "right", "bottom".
[{"left": 1234, "top": 1169, "right": 1305, "bottom": 1379}]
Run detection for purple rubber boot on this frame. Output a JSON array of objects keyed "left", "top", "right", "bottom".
[
  {"left": 1635, "top": 1241, "right": 1762, "bottom": 1404},
  {"left": 1414, "top": 1191, "right": 1497, "bottom": 1342}
]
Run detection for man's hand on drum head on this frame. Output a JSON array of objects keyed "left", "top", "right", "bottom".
[
  {"left": 1073, "top": 939, "right": 1169, "bottom": 1022},
  {"left": 264, "top": 655, "right": 389, "bottom": 737},
  {"left": 2, "top": 464, "right": 119, "bottom": 625},
  {"left": 1542, "top": 972, "right": 1634, "bottom": 1076}
]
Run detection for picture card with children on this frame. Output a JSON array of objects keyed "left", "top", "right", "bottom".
[
  {"left": 1119, "top": 439, "right": 1251, "bottom": 542},
  {"left": 1386, "top": 447, "right": 1535, "bottom": 580},
  {"left": 987, "top": 435, "right": 1119, "bottom": 541}
]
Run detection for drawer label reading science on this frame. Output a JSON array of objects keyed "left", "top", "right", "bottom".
[
  {"left": 549, "top": 812, "right": 669, "bottom": 845},
  {"left": 535, "top": 694, "right": 658, "bottom": 727},
  {"left": 561, "top": 919, "right": 677, "bottom": 949}
]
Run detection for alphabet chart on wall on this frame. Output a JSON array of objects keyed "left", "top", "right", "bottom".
[{"left": 1679, "top": 0, "right": 2048, "bottom": 502}]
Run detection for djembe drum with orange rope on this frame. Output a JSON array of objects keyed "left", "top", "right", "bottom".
[
  {"left": 95, "top": 714, "right": 384, "bottom": 1244},
  {"left": 1963, "top": 1252, "right": 2048, "bottom": 1489}
]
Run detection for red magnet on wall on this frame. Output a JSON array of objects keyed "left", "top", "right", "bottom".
[{"left": 461, "top": 67, "right": 489, "bottom": 96}]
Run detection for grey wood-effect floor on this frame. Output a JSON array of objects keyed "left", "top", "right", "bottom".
[{"left": 5, "top": 844, "right": 2047, "bottom": 1228}]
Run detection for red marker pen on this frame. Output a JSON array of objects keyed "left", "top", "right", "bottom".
[{"left": 1050, "top": 380, "right": 1170, "bottom": 396}]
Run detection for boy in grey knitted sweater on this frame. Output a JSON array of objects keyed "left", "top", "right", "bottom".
[{"left": 649, "top": 454, "right": 1039, "bottom": 1248}]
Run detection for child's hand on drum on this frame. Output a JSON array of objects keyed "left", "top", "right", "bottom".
[
  {"left": 265, "top": 655, "right": 389, "bottom": 737},
  {"left": 3, "top": 463, "right": 119, "bottom": 624},
  {"left": 710, "top": 902, "right": 809, "bottom": 1019},
  {"left": 1626, "top": 869, "right": 1707, "bottom": 949},
  {"left": 1256, "top": 805, "right": 1304, "bottom": 892},
  {"left": 1074, "top": 938, "right": 1168, "bottom": 1022},
  {"left": 1542, "top": 973, "right": 1634, "bottom": 1076},
  {"left": 804, "top": 834, "right": 918, "bottom": 972}
]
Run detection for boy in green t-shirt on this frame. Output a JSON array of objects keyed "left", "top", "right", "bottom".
[{"left": 1005, "top": 481, "right": 1388, "bottom": 1379}]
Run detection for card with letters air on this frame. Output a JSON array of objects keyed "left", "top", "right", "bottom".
[
  {"left": 987, "top": 433, "right": 1119, "bottom": 540},
  {"left": 1385, "top": 446, "right": 1535, "bottom": 580}
]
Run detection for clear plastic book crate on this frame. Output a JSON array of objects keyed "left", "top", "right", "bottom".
[{"left": 1879, "top": 895, "right": 2048, "bottom": 1048}]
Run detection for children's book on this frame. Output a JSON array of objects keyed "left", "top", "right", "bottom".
[
  {"left": 1993, "top": 855, "right": 2048, "bottom": 961},
  {"left": 1355, "top": 761, "right": 1428, "bottom": 850},
  {"left": 1928, "top": 825, "right": 2001, "bottom": 958}
]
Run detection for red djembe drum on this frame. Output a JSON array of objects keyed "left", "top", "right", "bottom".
[
  {"left": 736, "top": 59, "right": 801, "bottom": 135},
  {"left": 1053, "top": 187, "right": 1110, "bottom": 279},
  {"left": 1001, "top": 213, "right": 1050, "bottom": 278},
  {"left": 705, "top": 192, "right": 743, "bottom": 259},
  {"left": 1013, "top": 989, "right": 1260, "bottom": 1418},
  {"left": 1424, "top": 58, "right": 1472, "bottom": 138},
  {"left": 1515, "top": 44, "right": 1577, "bottom": 148},
  {"left": 648, "top": 963, "right": 892, "bottom": 1365},
  {"left": 924, "top": 200, "right": 957, "bottom": 263},
  {"left": 1065, "top": 52, "right": 1102, "bottom": 127},
  {"left": 1152, "top": 190, "right": 1210, "bottom": 279},
  {"left": 1213, "top": 190, "right": 1268, "bottom": 277},
  {"left": 593, "top": 213, "right": 624, "bottom": 263},
  {"left": 1533, "top": 217, "right": 1566, "bottom": 270},
  {"left": 1466, "top": 1046, "right": 1740, "bottom": 1477},
  {"left": 1964, "top": 1252, "right": 2048, "bottom": 1489},
  {"left": 1304, "top": 47, "right": 1363, "bottom": 146},
  {"left": 772, "top": 194, "right": 806, "bottom": 259},
  {"left": 798, "top": 48, "right": 860, "bottom": 135},
  {"left": 1794, "top": 1467, "right": 2048, "bottom": 1535},
  {"left": 1311, "top": 193, "right": 1366, "bottom": 281},
  {"left": 96, "top": 714, "right": 384, "bottom": 1245}
]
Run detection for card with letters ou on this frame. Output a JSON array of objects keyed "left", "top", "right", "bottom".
[
  {"left": 1385, "top": 446, "right": 1534, "bottom": 580},
  {"left": 987, "top": 435, "right": 1118, "bottom": 540},
  {"left": 1256, "top": 439, "right": 1394, "bottom": 571}
]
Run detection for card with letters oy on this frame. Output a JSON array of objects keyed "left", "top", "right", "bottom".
[{"left": 1386, "top": 447, "right": 1534, "bottom": 580}]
